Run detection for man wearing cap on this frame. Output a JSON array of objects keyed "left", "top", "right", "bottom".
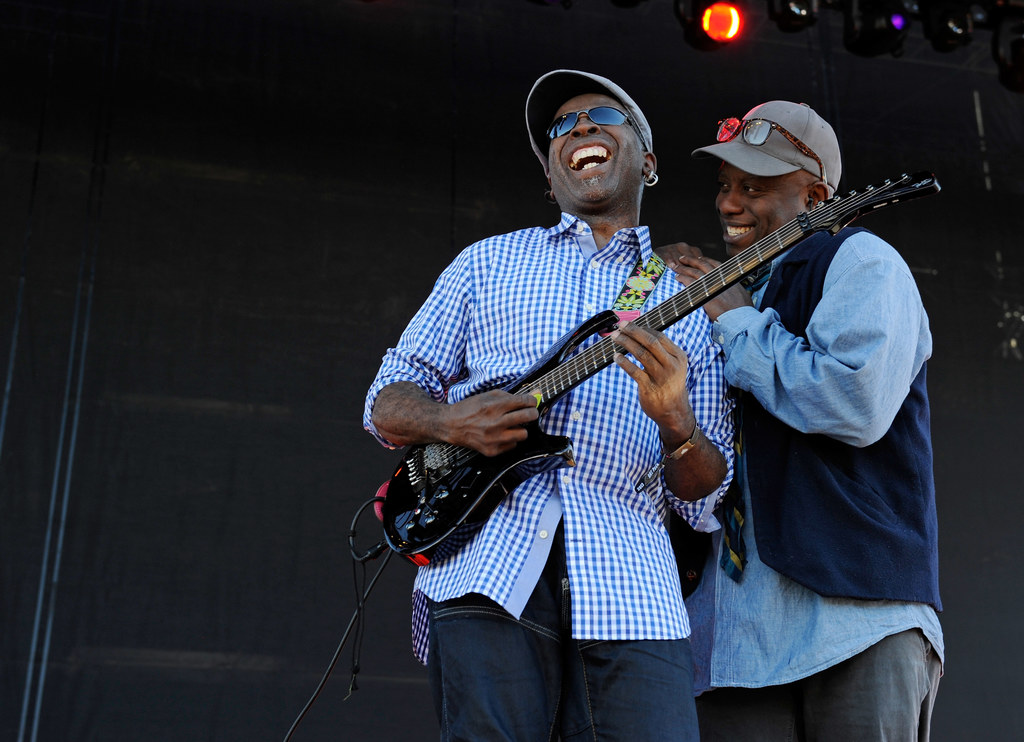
[
  {"left": 363, "top": 70, "right": 733, "bottom": 740},
  {"left": 664, "top": 101, "right": 944, "bottom": 740}
]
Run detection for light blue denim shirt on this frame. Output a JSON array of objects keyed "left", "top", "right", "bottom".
[{"left": 685, "top": 229, "right": 944, "bottom": 693}]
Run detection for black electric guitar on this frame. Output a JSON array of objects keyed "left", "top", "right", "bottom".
[{"left": 377, "top": 171, "right": 941, "bottom": 560}]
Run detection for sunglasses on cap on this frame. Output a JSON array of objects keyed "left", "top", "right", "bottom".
[
  {"left": 716, "top": 117, "right": 827, "bottom": 187},
  {"left": 547, "top": 106, "right": 648, "bottom": 149}
]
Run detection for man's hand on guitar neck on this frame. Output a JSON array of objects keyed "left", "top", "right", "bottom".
[
  {"left": 656, "top": 241, "right": 753, "bottom": 322},
  {"left": 372, "top": 381, "right": 539, "bottom": 457}
]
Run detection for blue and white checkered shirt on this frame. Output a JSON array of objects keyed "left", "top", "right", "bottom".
[{"left": 364, "top": 214, "right": 734, "bottom": 664}]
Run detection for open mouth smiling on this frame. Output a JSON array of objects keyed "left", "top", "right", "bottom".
[{"left": 570, "top": 145, "right": 611, "bottom": 171}]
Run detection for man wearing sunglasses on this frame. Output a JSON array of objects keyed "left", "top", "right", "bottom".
[
  {"left": 364, "top": 69, "right": 734, "bottom": 741},
  {"left": 663, "top": 101, "right": 943, "bottom": 740}
]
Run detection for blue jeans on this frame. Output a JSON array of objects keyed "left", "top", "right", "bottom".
[
  {"left": 695, "top": 629, "right": 942, "bottom": 741},
  {"left": 427, "top": 529, "right": 699, "bottom": 741}
]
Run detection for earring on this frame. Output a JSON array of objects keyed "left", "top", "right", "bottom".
[
  {"left": 544, "top": 190, "right": 558, "bottom": 204},
  {"left": 643, "top": 171, "right": 659, "bottom": 187}
]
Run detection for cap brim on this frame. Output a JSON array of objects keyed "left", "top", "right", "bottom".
[{"left": 691, "top": 140, "right": 802, "bottom": 178}]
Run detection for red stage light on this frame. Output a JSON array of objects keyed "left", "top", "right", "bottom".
[
  {"left": 701, "top": 2, "right": 744, "bottom": 41},
  {"left": 675, "top": 0, "right": 745, "bottom": 49}
]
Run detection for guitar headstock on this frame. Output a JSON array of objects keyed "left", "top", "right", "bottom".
[{"left": 817, "top": 171, "right": 941, "bottom": 235}]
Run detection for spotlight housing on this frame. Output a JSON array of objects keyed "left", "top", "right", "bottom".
[
  {"left": 843, "top": 0, "right": 911, "bottom": 57},
  {"left": 768, "top": 0, "right": 820, "bottom": 32},
  {"left": 992, "top": 9, "right": 1024, "bottom": 92},
  {"left": 922, "top": 0, "right": 973, "bottom": 51},
  {"left": 675, "top": 0, "right": 746, "bottom": 49}
]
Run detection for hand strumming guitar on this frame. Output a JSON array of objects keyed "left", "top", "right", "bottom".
[{"left": 371, "top": 381, "right": 540, "bottom": 457}]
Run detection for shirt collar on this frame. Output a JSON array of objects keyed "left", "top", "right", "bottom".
[{"left": 548, "top": 213, "right": 651, "bottom": 258}]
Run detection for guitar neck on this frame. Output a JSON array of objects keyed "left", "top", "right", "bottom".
[
  {"left": 529, "top": 222, "right": 806, "bottom": 404},
  {"left": 641, "top": 226, "right": 803, "bottom": 332},
  {"left": 526, "top": 171, "right": 939, "bottom": 407}
]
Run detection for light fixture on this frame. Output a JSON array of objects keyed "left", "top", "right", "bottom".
[
  {"left": 993, "top": 9, "right": 1024, "bottom": 91},
  {"left": 675, "top": 0, "right": 746, "bottom": 49},
  {"left": 921, "top": 0, "right": 973, "bottom": 51},
  {"left": 768, "top": 0, "right": 820, "bottom": 32},
  {"left": 843, "top": 0, "right": 911, "bottom": 57}
]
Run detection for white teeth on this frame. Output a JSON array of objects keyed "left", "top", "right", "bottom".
[
  {"left": 727, "top": 226, "right": 753, "bottom": 237},
  {"left": 570, "top": 145, "right": 610, "bottom": 169}
]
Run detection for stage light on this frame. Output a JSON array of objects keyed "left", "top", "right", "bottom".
[
  {"left": 703, "top": 2, "right": 745, "bottom": 40},
  {"left": 921, "top": 0, "right": 973, "bottom": 51},
  {"left": 768, "top": 0, "right": 820, "bottom": 32},
  {"left": 992, "top": 10, "right": 1024, "bottom": 92},
  {"left": 675, "top": 0, "right": 746, "bottom": 49},
  {"left": 843, "top": 0, "right": 911, "bottom": 57}
]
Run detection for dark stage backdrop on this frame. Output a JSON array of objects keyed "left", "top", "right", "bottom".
[{"left": 1, "top": 1, "right": 1021, "bottom": 740}]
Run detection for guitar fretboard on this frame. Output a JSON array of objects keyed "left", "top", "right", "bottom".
[
  {"left": 422, "top": 172, "right": 937, "bottom": 472},
  {"left": 525, "top": 186, "right": 883, "bottom": 403}
]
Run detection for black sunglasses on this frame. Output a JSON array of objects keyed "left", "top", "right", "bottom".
[{"left": 546, "top": 106, "right": 647, "bottom": 149}]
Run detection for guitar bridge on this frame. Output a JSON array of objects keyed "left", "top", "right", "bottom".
[{"left": 405, "top": 448, "right": 426, "bottom": 490}]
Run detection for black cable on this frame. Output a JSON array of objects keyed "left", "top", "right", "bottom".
[
  {"left": 281, "top": 498, "right": 392, "bottom": 741},
  {"left": 349, "top": 497, "right": 389, "bottom": 563},
  {"left": 346, "top": 544, "right": 369, "bottom": 699}
]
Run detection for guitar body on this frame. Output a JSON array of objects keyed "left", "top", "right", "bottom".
[
  {"left": 380, "top": 310, "right": 620, "bottom": 558},
  {"left": 381, "top": 423, "right": 574, "bottom": 558}
]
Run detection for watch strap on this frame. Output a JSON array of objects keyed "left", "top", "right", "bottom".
[{"left": 664, "top": 424, "right": 700, "bottom": 460}]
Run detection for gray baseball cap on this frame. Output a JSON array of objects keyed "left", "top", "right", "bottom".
[
  {"left": 692, "top": 101, "right": 841, "bottom": 192},
  {"left": 526, "top": 69, "right": 653, "bottom": 177}
]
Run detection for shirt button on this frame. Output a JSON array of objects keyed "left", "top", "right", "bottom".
[
  {"left": 571, "top": 410, "right": 583, "bottom": 421},
  {"left": 585, "top": 304, "right": 596, "bottom": 313},
  {"left": 539, "top": 530, "right": 549, "bottom": 539},
  {"left": 716, "top": 334, "right": 725, "bottom": 343},
  {"left": 562, "top": 475, "right": 571, "bottom": 483}
]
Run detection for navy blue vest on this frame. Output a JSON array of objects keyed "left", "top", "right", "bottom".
[{"left": 744, "top": 227, "right": 942, "bottom": 611}]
